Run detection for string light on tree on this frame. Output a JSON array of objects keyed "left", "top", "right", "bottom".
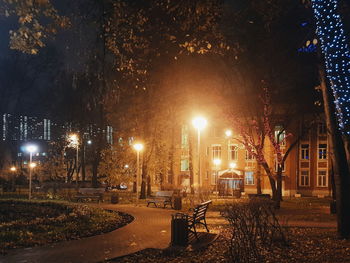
[{"left": 311, "top": 0, "right": 350, "bottom": 134}]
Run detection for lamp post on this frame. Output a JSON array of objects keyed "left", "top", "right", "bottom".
[
  {"left": 69, "top": 134, "right": 79, "bottom": 184},
  {"left": 225, "top": 129, "right": 232, "bottom": 138},
  {"left": 192, "top": 116, "right": 207, "bottom": 191},
  {"left": 82, "top": 139, "right": 92, "bottom": 182},
  {"left": 26, "top": 144, "right": 38, "bottom": 199},
  {"left": 10, "top": 166, "right": 16, "bottom": 191},
  {"left": 133, "top": 143, "right": 144, "bottom": 205},
  {"left": 213, "top": 158, "right": 221, "bottom": 196}
]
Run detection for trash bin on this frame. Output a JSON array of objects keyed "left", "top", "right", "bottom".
[
  {"left": 111, "top": 193, "right": 119, "bottom": 204},
  {"left": 174, "top": 196, "right": 182, "bottom": 210},
  {"left": 171, "top": 213, "right": 188, "bottom": 246}
]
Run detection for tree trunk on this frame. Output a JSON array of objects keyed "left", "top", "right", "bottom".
[
  {"left": 276, "top": 167, "right": 283, "bottom": 205},
  {"left": 92, "top": 156, "right": 99, "bottom": 187},
  {"left": 140, "top": 162, "right": 147, "bottom": 199},
  {"left": 261, "top": 162, "right": 279, "bottom": 208},
  {"left": 168, "top": 125, "right": 175, "bottom": 185},
  {"left": 256, "top": 165, "right": 262, "bottom": 194},
  {"left": 189, "top": 133, "right": 195, "bottom": 194},
  {"left": 319, "top": 67, "right": 350, "bottom": 238},
  {"left": 146, "top": 175, "right": 151, "bottom": 196},
  {"left": 81, "top": 144, "right": 86, "bottom": 182}
]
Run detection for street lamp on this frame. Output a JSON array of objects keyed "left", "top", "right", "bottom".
[
  {"left": 133, "top": 143, "right": 144, "bottom": 205},
  {"left": 225, "top": 129, "right": 232, "bottom": 137},
  {"left": 25, "top": 144, "right": 38, "bottom": 199},
  {"left": 10, "top": 166, "right": 16, "bottom": 191},
  {"left": 69, "top": 133, "right": 79, "bottom": 184},
  {"left": 213, "top": 158, "right": 221, "bottom": 195},
  {"left": 229, "top": 162, "right": 237, "bottom": 169},
  {"left": 192, "top": 116, "right": 207, "bottom": 190}
]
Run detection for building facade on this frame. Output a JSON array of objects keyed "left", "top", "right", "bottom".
[{"left": 172, "top": 120, "right": 331, "bottom": 197}]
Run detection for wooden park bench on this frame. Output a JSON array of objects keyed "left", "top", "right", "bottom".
[
  {"left": 248, "top": 193, "right": 271, "bottom": 199},
  {"left": 75, "top": 188, "right": 105, "bottom": 203},
  {"left": 179, "top": 200, "right": 212, "bottom": 239},
  {"left": 147, "top": 191, "right": 174, "bottom": 208}
]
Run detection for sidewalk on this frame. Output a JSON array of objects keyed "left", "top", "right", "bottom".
[{"left": 1, "top": 205, "right": 174, "bottom": 263}]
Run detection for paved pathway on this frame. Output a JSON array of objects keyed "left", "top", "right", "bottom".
[{"left": 1, "top": 205, "right": 174, "bottom": 263}]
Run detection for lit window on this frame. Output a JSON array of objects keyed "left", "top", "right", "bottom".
[
  {"left": 300, "top": 170, "right": 309, "bottom": 186},
  {"left": 229, "top": 145, "right": 238, "bottom": 161},
  {"left": 245, "top": 150, "right": 254, "bottom": 160},
  {"left": 212, "top": 145, "right": 221, "bottom": 159},
  {"left": 317, "top": 170, "right": 327, "bottom": 187},
  {"left": 275, "top": 126, "right": 286, "bottom": 146},
  {"left": 274, "top": 157, "right": 285, "bottom": 173},
  {"left": 301, "top": 144, "right": 309, "bottom": 160},
  {"left": 318, "top": 144, "right": 327, "bottom": 159},
  {"left": 245, "top": 171, "right": 254, "bottom": 185},
  {"left": 180, "top": 159, "right": 189, "bottom": 171},
  {"left": 181, "top": 125, "right": 189, "bottom": 148}
]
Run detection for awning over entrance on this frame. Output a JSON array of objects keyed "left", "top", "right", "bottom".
[{"left": 218, "top": 169, "right": 244, "bottom": 180}]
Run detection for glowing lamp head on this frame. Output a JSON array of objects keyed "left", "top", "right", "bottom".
[
  {"left": 133, "top": 143, "right": 144, "bottom": 152},
  {"left": 10, "top": 166, "right": 16, "bottom": 172},
  {"left": 26, "top": 144, "right": 38, "bottom": 153},
  {"left": 192, "top": 117, "right": 207, "bottom": 131},
  {"left": 225, "top": 130, "right": 232, "bottom": 137},
  {"left": 87, "top": 140, "right": 92, "bottom": 145},
  {"left": 229, "top": 162, "right": 237, "bottom": 169},
  {"left": 124, "top": 164, "right": 129, "bottom": 169},
  {"left": 213, "top": 159, "right": 221, "bottom": 166},
  {"left": 29, "top": 162, "right": 37, "bottom": 168}
]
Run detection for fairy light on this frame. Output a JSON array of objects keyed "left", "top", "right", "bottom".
[{"left": 311, "top": 0, "right": 350, "bottom": 134}]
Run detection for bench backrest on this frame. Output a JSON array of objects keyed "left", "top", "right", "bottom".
[
  {"left": 155, "top": 191, "right": 174, "bottom": 198},
  {"left": 193, "top": 200, "right": 212, "bottom": 221},
  {"left": 78, "top": 188, "right": 105, "bottom": 195}
]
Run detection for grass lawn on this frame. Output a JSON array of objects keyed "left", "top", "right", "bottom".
[{"left": 0, "top": 199, "right": 133, "bottom": 254}]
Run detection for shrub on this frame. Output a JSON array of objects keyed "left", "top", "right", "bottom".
[{"left": 222, "top": 199, "right": 288, "bottom": 263}]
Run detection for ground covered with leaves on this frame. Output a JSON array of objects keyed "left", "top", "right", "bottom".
[
  {"left": 0, "top": 200, "right": 133, "bottom": 254},
  {"left": 109, "top": 227, "right": 350, "bottom": 263}
]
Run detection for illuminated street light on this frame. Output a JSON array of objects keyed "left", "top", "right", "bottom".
[
  {"left": 192, "top": 116, "right": 207, "bottom": 190},
  {"left": 10, "top": 166, "right": 16, "bottom": 172},
  {"left": 29, "top": 162, "right": 37, "bottom": 168},
  {"left": 68, "top": 133, "right": 80, "bottom": 184},
  {"left": 25, "top": 144, "right": 38, "bottom": 199},
  {"left": 192, "top": 117, "right": 207, "bottom": 131},
  {"left": 133, "top": 143, "right": 144, "bottom": 152},
  {"left": 229, "top": 162, "right": 237, "bottom": 169},
  {"left": 87, "top": 140, "right": 92, "bottom": 145},
  {"left": 124, "top": 164, "right": 129, "bottom": 169},
  {"left": 133, "top": 143, "right": 144, "bottom": 205},
  {"left": 225, "top": 129, "right": 232, "bottom": 137}
]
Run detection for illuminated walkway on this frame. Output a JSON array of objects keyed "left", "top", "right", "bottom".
[{"left": 1, "top": 204, "right": 174, "bottom": 263}]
